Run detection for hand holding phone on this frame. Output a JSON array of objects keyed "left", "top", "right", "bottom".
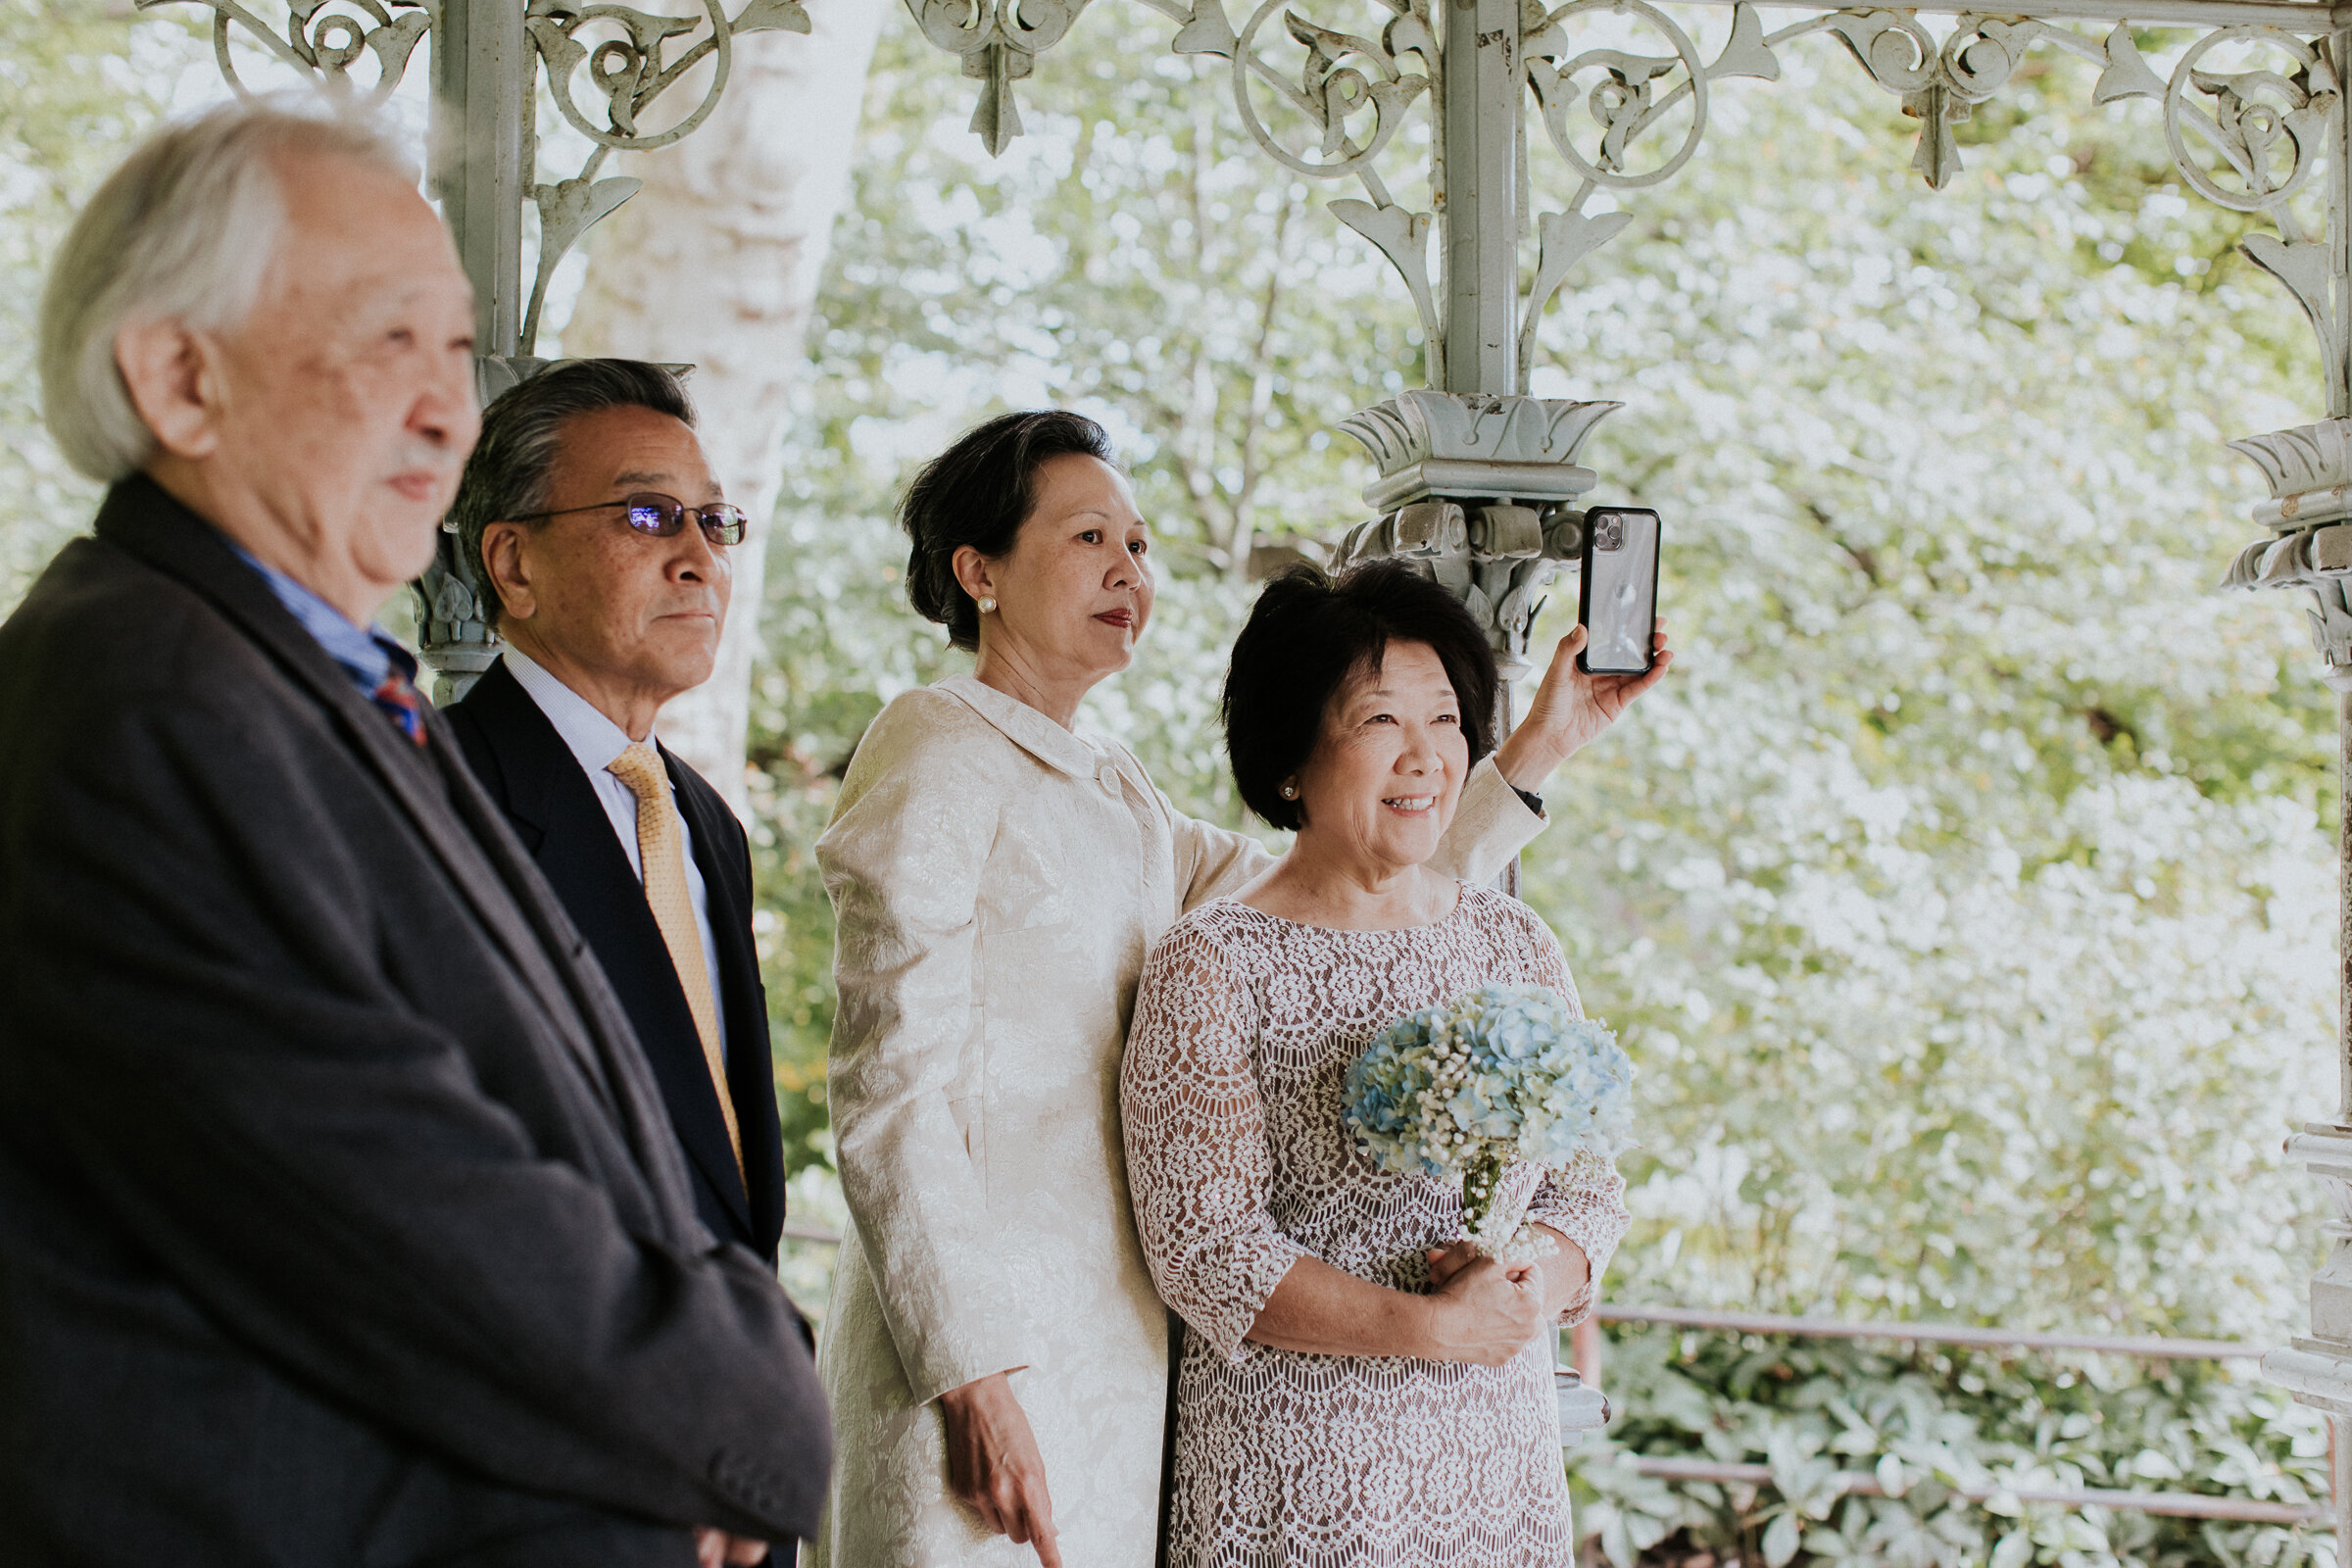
[
  {"left": 1488, "top": 514, "right": 1673, "bottom": 794},
  {"left": 1577, "top": 507, "right": 1662, "bottom": 676}
]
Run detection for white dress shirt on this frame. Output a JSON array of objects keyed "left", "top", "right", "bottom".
[{"left": 503, "top": 647, "right": 729, "bottom": 1061}]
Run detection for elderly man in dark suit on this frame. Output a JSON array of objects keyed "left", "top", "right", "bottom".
[
  {"left": 0, "top": 102, "right": 824, "bottom": 1568},
  {"left": 440, "top": 360, "right": 788, "bottom": 1269}
]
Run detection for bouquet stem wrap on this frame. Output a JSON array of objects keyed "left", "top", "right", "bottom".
[
  {"left": 1343, "top": 983, "right": 1635, "bottom": 1268},
  {"left": 1460, "top": 1149, "right": 1530, "bottom": 1258}
]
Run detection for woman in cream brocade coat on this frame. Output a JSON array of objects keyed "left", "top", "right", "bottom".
[{"left": 810, "top": 676, "right": 1541, "bottom": 1567}]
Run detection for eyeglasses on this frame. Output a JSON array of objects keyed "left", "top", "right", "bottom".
[{"left": 514, "top": 492, "right": 749, "bottom": 546}]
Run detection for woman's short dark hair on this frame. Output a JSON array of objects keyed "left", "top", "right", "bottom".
[
  {"left": 449, "top": 358, "right": 695, "bottom": 623},
  {"left": 900, "top": 410, "right": 1119, "bottom": 652},
  {"left": 1223, "top": 560, "right": 1499, "bottom": 832}
]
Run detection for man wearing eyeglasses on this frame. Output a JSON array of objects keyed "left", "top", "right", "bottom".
[{"left": 444, "top": 359, "right": 790, "bottom": 1290}]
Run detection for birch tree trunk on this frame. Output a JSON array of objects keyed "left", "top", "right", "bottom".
[{"left": 561, "top": 0, "right": 885, "bottom": 808}]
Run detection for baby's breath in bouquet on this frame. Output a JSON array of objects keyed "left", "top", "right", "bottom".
[{"left": 1343, "top": 982, "right": 1635, "bottom": 1265}]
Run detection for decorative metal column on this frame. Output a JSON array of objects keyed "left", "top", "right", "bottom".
[
  {"left": 418, "top": 0, "right": 532, "bottom": 698},
  {"left": 142, "top": 0, "right": 807, "bottom": 700},
  {"left": 1439, "top": 0, "right": 1521, "bottom": 397},
  {"left": 2194, "top": 26, "right": 2352, "bottom": 1559},
  {"left": 1326, "top": 0, "right": 1607, "bottom": 691},
  {"left": 432, "top": 0, "right": 529, "bottom": 361},
  {"left": 2231, "top": 46, "right": 2352, "bottom": 1550}
]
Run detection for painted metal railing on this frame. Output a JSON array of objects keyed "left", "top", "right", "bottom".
[
  {"left": 777, "top": 1225, "right": 2322, "bottom": 1524},
  {"left": 1592, "top": 1304, "right": 2264, "bottom": 1361},
  {"left": 1592, "top": 1304, "right": 2328, "bottom": 1528}
]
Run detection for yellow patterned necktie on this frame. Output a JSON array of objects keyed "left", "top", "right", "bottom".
[{"left": 607, "top": 741, "right": 744, "bottom": 1187}]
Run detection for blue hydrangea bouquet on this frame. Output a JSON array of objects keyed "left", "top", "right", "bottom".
[{"left": 1343, "top": 981, "right": 1636, "bottom": 1265}]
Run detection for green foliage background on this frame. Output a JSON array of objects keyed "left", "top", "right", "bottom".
[{"left": 2, "top": 4, "right": 2344, "bottom": 1562}]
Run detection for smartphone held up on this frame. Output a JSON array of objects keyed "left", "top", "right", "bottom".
[{"left": 1576, "top": 507, "right": 1662, "bottom": 676}]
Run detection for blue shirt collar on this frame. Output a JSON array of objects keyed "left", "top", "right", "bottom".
[{"left": 226, "top": 542, "right": 417, "bottom": 702}]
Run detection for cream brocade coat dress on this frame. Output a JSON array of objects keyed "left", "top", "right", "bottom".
[{"left": 807, "top": 674, "right": 1543, "bottom": 1568}]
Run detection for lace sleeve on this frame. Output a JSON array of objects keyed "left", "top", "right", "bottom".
[
  {"left": 1506, "top": 902, "right": 1631, "bottom": 1326},
  {"left": 1121, "top": 913, "right": 1312, "bottom": 1360}
]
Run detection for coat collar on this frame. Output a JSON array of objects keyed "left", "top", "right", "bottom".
[
  {"left": 501, "top": 645, "right": 641, "bottom": 779},
  {"left": 464, "top": 657, "right": 706, "bottom": 856},
  {"left": 451, "top": 657, "right": 567, "bottom": 836},
  {"left": 934, "top": 672, "right": 1102, "bottom": 781},
  {"left": 91, "top": 476, "right": 645, "bottom": 1133}
]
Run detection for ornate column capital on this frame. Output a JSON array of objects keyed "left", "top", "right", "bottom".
[
  {"left": 2224, "top": 418, "right": 2352, "bottom": 689},
  {"left": 1334, "top": 391, "right": 1617, "bottom": 677}
]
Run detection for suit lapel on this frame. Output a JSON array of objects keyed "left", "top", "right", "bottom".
[
  {"left": 93, "top": 483, "right": 639, "bottom": 1148},
  {"left": 458, "top": 665, "right": 756, "bottom": 1241},
  {"left": 421, "top": 730, "right": 705, "bottom": 1226},
  {"left": 666, "top": 754, "right": 784, "bottom": 1247}
]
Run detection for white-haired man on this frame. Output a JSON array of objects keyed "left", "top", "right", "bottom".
[{"left": 0, "top": 102, "right": 827, "bottom": 1567}]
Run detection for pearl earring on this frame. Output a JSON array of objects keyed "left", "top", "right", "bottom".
[
  {"left": 1280, "top": 782, "right": 1299, "bottom": 800},
  {"left": 977, "top": 596, "right": 998, "bottom": 614}
]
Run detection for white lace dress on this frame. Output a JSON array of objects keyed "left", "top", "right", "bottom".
[{"left": 1121, "top": 886, "right": 1630, "bottom": 1568}]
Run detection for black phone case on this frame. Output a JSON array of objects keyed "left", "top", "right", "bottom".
[{"left": 1576, "top": 507, "right": 1661, "bottom": 676}]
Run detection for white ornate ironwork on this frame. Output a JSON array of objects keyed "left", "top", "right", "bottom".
[
  {"left": 1333, "top": 391, "right": 1617, "bottom": 673},
  {"left": 898, "top": 0, "right": 2350, "bottom": 706},
  {"left": 141, "top": 0, "right": 805, "bottom": 697},
  {"left": 909, "top": 0, "right": 1095, "bottom": 153},
  {"left": 145, "top": 0, "right": 808, "bottom": 359}
]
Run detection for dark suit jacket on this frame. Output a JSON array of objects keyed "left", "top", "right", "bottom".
[
  {"left": 0, "top": 477, "right": 830, "bottom": 1567},
  {"left": 444, "top": 659, "right": 788, "bottom": 1265}
]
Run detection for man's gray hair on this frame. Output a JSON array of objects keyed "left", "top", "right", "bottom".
[
  {"left": 449, "top": 359, "right": 698, "bottom": 623},
  {"left": 38, "top": 97, "right": 418, "bottom": 484}
]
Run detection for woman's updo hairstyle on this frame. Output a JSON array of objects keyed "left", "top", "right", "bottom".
[
  {"left": 1223, "top": 559, "right": 1499, "bottom": 832},
  {"left": 899, "top": 409, "right": 1120, "bottom": 651}
]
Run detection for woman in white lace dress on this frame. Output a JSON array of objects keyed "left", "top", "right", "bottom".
[
  {"left": 810, "top": 414, "right": 1665, "bottom": 1568},
  {"left": 1124, "top": 561, "right": 1642, "bottom": 1567}
]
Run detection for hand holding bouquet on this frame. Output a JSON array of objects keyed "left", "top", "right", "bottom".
[{"left": 1343, "top": 982, "right": 1635, "bottom": 1266}]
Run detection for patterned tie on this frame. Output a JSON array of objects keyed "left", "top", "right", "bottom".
[
  {"left": 607, "top": 742, "right": 744, "bottom": 1186},
  {"left": 371, "top": 669, "right": 427, "bottom": 746},
  {"left": 370, "top": 638, "right": 428, "bottom": 746}
]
